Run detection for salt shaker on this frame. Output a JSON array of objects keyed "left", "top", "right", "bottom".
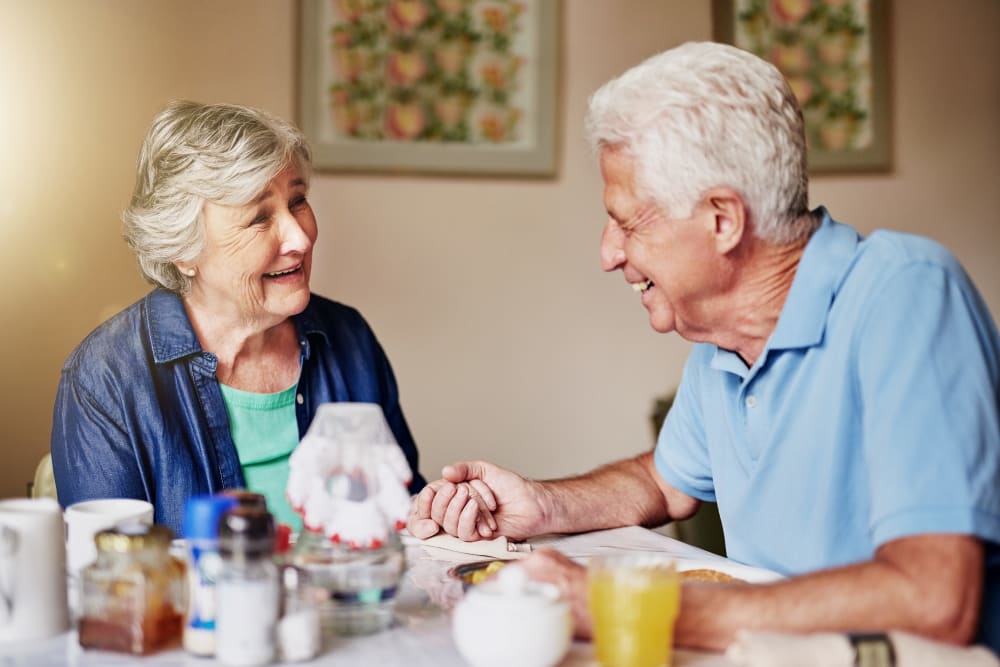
[
  {"left": 215, "top": 508, "right": 279, "bottom": 667},
  {"left": 276, "top": 565, "right": 321, "bottom": 662}
]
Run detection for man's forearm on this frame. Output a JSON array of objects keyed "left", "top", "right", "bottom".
[
  {"left": 535, "top": 451, "right": 678, "bottom": 535},
  {"left": 677, "top": 534, "right": 983, "bottom": 651}
]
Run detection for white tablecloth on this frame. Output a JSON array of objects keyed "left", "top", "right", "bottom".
[{"left": 0, "top": 527, "right": 750, "bottom": 666}]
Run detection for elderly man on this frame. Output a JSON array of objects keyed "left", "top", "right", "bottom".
[{"left": 408, "top": 42, "right": 1000, "bottom": 652}]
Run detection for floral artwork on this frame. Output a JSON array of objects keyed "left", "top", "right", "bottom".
[
  {"left": 324, "top": 0, "right": 528, "bottom": 145},
  {"left": 717, "top": 0, "right": 890, "bottom": 170}
]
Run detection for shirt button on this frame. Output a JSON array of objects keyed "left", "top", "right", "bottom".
[
  {"left": 296, "top": 393, "right": 304, "bottom": 405},
  {"left": 745, "top": 395, "right": 757, "bottom": 409}
]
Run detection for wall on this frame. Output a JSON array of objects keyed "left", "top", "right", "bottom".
[{"left": 0, "top": 0, "right": 997, "bottom": 499}]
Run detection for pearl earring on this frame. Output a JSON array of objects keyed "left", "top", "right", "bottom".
[{"left": 185, "top": 268, "right": 196, "bottom": 277}]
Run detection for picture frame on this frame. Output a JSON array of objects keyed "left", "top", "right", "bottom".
[
  {"left": 297, "top": 0, "right": 559, "bottom": 177},
  {"left": 712, "top": 0, "right": 891, "bottom": 173}
]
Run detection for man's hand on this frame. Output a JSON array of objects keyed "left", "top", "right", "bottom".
[
  {"left": 519, "top": 549, "right": 592, "bottom": 638},
  {"left": 407, "top": 460, "right": 548, "bottom": 541}
]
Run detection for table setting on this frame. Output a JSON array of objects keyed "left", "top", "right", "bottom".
[
  {"left": 0, "top": 513, "right": 751, "bottom": 667},
  {"left": 3, "top": 403, "right": 997, "bottom": 667}
]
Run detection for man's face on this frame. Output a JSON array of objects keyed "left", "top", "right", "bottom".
[{"left": 598, "top": 149, "right": 720, "bottom": 337}]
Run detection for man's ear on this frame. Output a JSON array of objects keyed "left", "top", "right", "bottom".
[{"left": 703, "top": 187, "right": 746, "bottom": 255}]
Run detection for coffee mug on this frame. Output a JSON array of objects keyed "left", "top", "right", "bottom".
[
  {"left": 0, "top": 497, "right": 70, "bottom": 643},
  {"left": 64, "top": 498, "right": 154, "bottom": 574}
]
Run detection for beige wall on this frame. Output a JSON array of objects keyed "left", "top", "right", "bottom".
[{"left": 1, "top": 1, "right": 997, "bottom": 499}]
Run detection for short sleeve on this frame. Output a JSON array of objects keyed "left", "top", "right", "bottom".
[
  {"left": 857, "top": 262, "right": 1000, "bottom": 546},
  {"left": 654, "top": 347, "right": 717, "bottom": 502}
]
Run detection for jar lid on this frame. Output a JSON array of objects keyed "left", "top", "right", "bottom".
[
  {"left": 218, "top": 507, "right": 275, "bottom": 556},
  {"left": 95, "top": 523, "right": 173, "bottom": 553},
  {"left": 219, "top": 489, "right": 268, "bottom": 511},
  {"left": 182, "top": 494, "right": 239, "bottom": 540}
]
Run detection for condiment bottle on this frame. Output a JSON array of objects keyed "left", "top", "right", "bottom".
[
  {"left": 215, "top": 507, "right": 279, "bottom": 667},
  {"left": 220, "top": 489, "right": 293, "bottom": 560},
  {"left": 182, "top": 494, "right": 239, "bottom": 656},
  {"left": 220, "top": 488, "right": 268, "bottom": 511},
  {"left": 276, "top": 565, "right": 321, "bottom": 662},
  {"left": 77, "top": 523, "right": 185, "bottom": 655}
]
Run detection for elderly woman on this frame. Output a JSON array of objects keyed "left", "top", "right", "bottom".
[{"left": 51, "top": 101, "right": 426, "bottom": 534}]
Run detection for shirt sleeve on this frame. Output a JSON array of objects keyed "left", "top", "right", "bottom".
[
  {"left": 654, "top": 347, "right": 716, "bottom": 502},
  {"left": 856, "top": 261, "right": 1000, "bottom": 547},
  {"left": 50, "top": 362, "right": 149, "bottom": 507}
]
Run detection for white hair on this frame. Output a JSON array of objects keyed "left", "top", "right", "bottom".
[
  {"left": 585, "top": 41, "right": 816, "bottom": 244},
  {"left": 122, "top": 100, "right": 313, "bottom": 293}
]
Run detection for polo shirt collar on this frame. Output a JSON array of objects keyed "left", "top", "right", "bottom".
[
  {"left": 710, "top": 207, "right": 860, "bottom": 373},
  {"left": 146, "top": 289, "right": 330, "bottom": 364},
  {"left": 767, "top": 207, "right": 860, "bottom": 351}
]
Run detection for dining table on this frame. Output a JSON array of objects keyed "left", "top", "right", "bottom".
[{"left": 0, "top": 525, "right": 778, "bottom": 667}]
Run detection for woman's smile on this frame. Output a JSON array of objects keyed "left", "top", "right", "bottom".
[{"left": 263, "top": 264, "right": 304, "bottom": 282}]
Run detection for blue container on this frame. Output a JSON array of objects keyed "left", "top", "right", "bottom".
[{"left": 182, "top": 494, "right": 239, "bottom": 656}]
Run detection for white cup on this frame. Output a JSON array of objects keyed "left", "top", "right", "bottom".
[
  {"left": 64, "top": 498, "right": 154, "bottom": 574},
  {"left": 0, "top": 497, "right": 70, "bottom": 643}
]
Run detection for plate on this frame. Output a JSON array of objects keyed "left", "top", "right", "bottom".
[
  {"left": 677, "top": 560, "right": 784, "bottom": 584},
  {"left": 448, "top": 559, "right": 513, "bottom": 588}
]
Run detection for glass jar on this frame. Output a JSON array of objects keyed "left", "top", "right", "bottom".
[
  {"left": 77, "top": 523, "right": 185, "bottom": 655},
  {"left": 215, "top": 507, "right": 279, "bottom": 667},
  {"left": 288, "top": 528, "right": 405, "bottom": 636}
]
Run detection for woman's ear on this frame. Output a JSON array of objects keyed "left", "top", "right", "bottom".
[
  {"left": 174, "top": 262, "right": 197, "bottom": 277},
  {"left": 704, "top": 187, "right": 746, "bottom": 255}
]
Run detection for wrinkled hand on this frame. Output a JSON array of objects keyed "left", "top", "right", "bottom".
[
  {"left": 520, "top": 549, "right": 592, "bottom": 639},
  {"left": 407, "top": 460, "right": 545, "bottom": 541}
]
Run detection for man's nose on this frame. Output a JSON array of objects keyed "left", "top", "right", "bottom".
[{"left": 600, "top": 220, "right": 626, "bottom": 272}]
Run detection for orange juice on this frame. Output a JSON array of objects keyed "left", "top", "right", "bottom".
[{"left": 588, "top": 557, "right": 680, "bottom": 667}]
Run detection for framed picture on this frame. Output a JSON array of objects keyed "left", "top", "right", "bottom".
[
  {"left": 298, "top": 0, "right": 559, "bottom": 177},
  {"left": 713, "top": 0, "right": 891, "bottom": 172}
]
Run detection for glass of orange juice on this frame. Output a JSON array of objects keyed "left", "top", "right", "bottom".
[{"left": 587, "top": 554, "right": 680, "bottom": 667}]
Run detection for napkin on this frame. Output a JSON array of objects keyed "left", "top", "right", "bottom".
[
  {"left": 412, "top": 533, "right": 531, "bottom": 561},
  {"left": 726, "top": 629, "right": 1000, "bottom": 667}
]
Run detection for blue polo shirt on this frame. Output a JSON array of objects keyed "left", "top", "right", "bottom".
[{"left": 655, "top": 208, "right": 1000, "bottom": 649}]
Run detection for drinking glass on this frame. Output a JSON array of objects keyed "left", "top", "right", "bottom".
[{"left": 587, "top": 554, "right": 680, "bottom": 667}]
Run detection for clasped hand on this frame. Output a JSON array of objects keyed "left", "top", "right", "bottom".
[
  {"left": 406, "top": 460, "right": 594, "bottom": 637},
  {"left": 406, "top": 460, "right": 542, "bottom": 541}
]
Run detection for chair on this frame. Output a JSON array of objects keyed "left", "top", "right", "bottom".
[{"left": 31, "top": 453, "right": 58, "bottom": 500}]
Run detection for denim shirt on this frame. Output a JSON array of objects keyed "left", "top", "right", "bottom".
[{"left": 51, "top": 288, "right": 426, "bottom": 535}]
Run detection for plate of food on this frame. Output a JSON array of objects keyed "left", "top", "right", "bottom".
[
  {"left": 448, "top": 559, "right": 512, "bottom": 588},
  {"left": 678, "top": 561, "right": 784, "bottom": 584}
]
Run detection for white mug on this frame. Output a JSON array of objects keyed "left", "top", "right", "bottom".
[
  {"left": 0, "top": 497, "right": 70, "bottom": 643},
  {"left": 64, "top": 498, "right": 154, "bottom": 574}
]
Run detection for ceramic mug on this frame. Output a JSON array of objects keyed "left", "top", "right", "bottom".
[
  {"left": 64, "top": 498, "right": 154, "bottom": 575},
  {"left": 0, "top": 497, "right": 70, "bottom": 643}
]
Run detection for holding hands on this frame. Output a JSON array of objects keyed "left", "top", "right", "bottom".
[
  {"left": 408, "top": 461, "right": 592, "bottom": 635},
  {"left": 407, "top": 460, "right": 548, "bottom": 542}
]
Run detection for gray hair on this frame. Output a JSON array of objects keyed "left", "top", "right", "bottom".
[
  {"left": 585, "top": 41, "right": 816, "bottom": 245},
  {"left": 122, "top": 100, "right": 313, "bottom": 293}
]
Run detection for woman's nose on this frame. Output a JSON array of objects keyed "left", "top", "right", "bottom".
[
  {"left": 279, "top": 210, "right": 314, "bottom": 254},
  {"left": 599, "top": 220, "right": 626, "bottom": 272}
]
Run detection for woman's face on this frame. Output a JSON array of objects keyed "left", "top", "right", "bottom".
[{"left": 181, "top": 162, "right": 317, "bottom": 329}]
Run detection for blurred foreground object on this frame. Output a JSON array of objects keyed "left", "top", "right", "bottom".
[{"left": 287, "top": 403, "right": 412, "bottom": 549}]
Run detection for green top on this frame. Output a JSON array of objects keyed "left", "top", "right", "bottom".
[{"left": 219, "top": 381, "right": 302, "bottom": 532}]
